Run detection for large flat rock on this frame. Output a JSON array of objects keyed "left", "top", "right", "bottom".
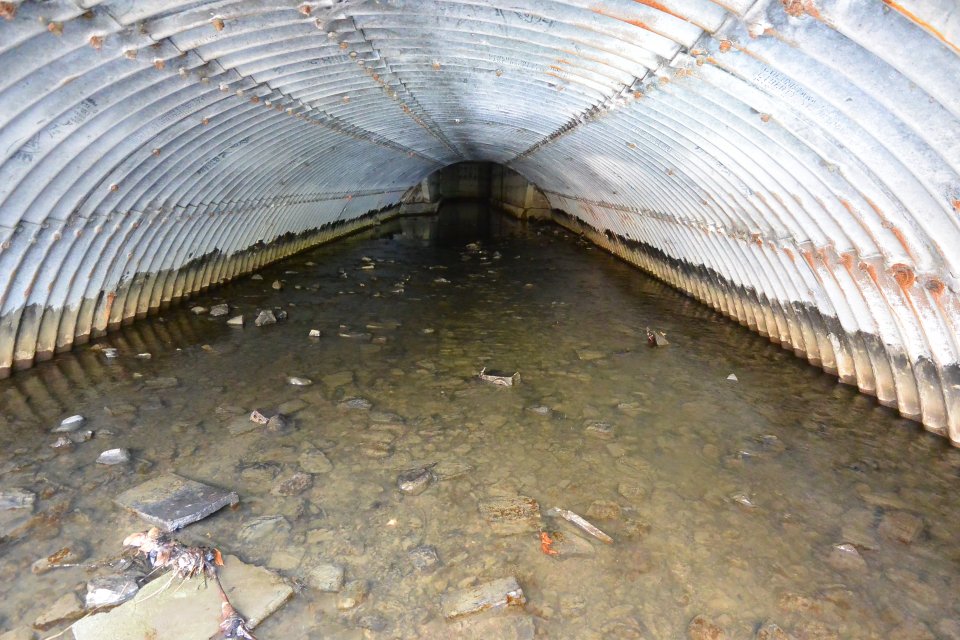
[
  {"left": 115, "top": 473, "right": 239, "bottom": 531},
  {"left": 72, "top": 555, "right": 292, "bottom": 640},
  {"left": 440, "top": 577, "right": 526, "bottom": 619}
]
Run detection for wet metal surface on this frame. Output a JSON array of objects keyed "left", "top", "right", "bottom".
[{"left": 1, "top": 206, "right": 958, "bottom": 638}]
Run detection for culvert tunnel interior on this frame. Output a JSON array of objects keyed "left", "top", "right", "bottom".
[{"left": 0, "top": 0, "right": 959, "bottom": 448}]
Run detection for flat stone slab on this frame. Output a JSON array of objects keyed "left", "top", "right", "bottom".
[
  {"left": 72, "top": 555, "right": 292, "bottom": 640},
  {"left": 478, "top": 496, "right": 541, "bottom": 535},
  {"left": 115, "top": 473, "right": 238, "bottom": 531},
  {"left": 441, "top": 577, "right": 526, "bottom": 619}
]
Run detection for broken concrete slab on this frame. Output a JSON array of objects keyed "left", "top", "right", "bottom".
[
  {"left": 115, "top": 473, "right": 239, "bottom": 531},
  {"left": 440, "top": 577, "right": 526, "bottom": 619},
  {"left": 71, "top": 555, "right": 293, "bottom": 640}
]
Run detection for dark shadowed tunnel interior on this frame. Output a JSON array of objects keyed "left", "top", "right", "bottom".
[{"left": 1, "top": 1, "right": 960, "bottom": 638}]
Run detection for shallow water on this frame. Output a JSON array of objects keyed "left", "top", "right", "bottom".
[{"left": 1, "top": 203, "right": 959, "bottom": 639}]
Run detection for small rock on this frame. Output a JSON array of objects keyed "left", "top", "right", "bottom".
[
  {"left": 528, "top": 405, "right": 551, "bottom": 416},
  {"left": 732, "top": 493, "right": 757, "bottom": 509},
  {"left": 0, "top": 488, "right": 36, "bottom": 511},
  {"left": 115, "top": 473, "right": 239, "bottom": 532},
  {"left": 397, "top": 468, "right": 434, "bottom": 495},
  {"left": 299, "top": 449, "right": 333, "bottom": 474},
  {"left": 251, "top": 274, "right": 264, "bottom": 280},
  {"left": 288, "top": 376, "right": 312, "bottom": 386},
  {"left": 688, "top": 614, "right": 727, "bottom": 640},
  {"left": 440, "top": 577, "right": 525, "bottom": 619},
  {"left": 358, "top": 614, "right": 388, "bottom": 632},
  {"left": 275, "top": 309, "right": 288, "bottom": 321},
  {"left": 337, "top": 580, "right": 368, "bottom": 610},
  {"left": 409, "top": 545, "right": 440, "bottom": 573},
  {"left": 227, "top": 315, "right": 244, "bottom": 327},
  {"left": 827, "top": 543, "right": 867, "bottom": 572},
  {"left": 306, "top": 563, "right": 345, "bottom": 592},
  {"left": 308, "top": 329, "right": 321, "bottom": 337},
  {"left": 360, "top": 442, "right": 393, "bottom": 459},
  {"left": 266, "top": 414, "right": 290, "bottom": 433},
  {"left": 756, "top": 623, "right": 796, "bottom": 640},
  {"left": 726, "top": 374, "right": 738, "bottom": 382},
  {"left": 584, "top": 421, "right": 614, "bottom": 439},
  {"left": 53, "top": 415, "right": 86, "bottom": 433},
  {"left": 136, "top": 353, "right": 152, "bottom": 359},
  {"left": 250, "top": 409, "right": 271, "bottom": 425},
  {"left": 618, "top": 482, "right": 646, "bottom": 500},
  {"left": 340, "top": 397, "right": 372, "bottom": 410},
  {"left": 586, "top": 500, "right": 622, "bottom": 520},
  {"left": 97, "top": 448, "right": 131, "bottom": 465},
  {"left": 32, "top": 545, "right": 88, "bottom": 575},
  {"left": 191, "top": 306, "right": 208, "bottom": 315},
  {"left": 255, "top": 310, "right": 277, "bottom": 326},
  {"left": 209, "top": 303, "right": 230, "bottom": 317},
  {"left": 50, "top": 435, "right": 74, "bottom": 449},
  {"left": 85, "top": 575, "right": 139, "bottom": 609},
  {"left": 102, "top": 348, "right": 119, "bottom": 359},
  {"left": 33, "top": 592, "right": 84, "bottom": 631},
  {"left": 238, "top": 515, "right": 291, "bottom": 544},
  {"left": 272, "top": 472, "right": 312, "bottom": 497},
  {"left": 272, "top": 280, "right": 283, "bottom": 290},
  {"left": 879, "top": 511, "right": 924, "bottom": 544}
]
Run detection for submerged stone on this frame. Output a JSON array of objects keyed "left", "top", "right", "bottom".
[
  {"left": 115, "top": 473, "right": 239, "bottom": 531},
  {"left": 440, "top": 577, "right": 525, "bottom": 619},
  {"left": 71, "top": 555, "right": 292, "bottom": 640}
]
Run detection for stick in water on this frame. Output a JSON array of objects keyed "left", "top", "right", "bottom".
[{"left": 547, "top": 507, "right": 614, "bottom": 544}]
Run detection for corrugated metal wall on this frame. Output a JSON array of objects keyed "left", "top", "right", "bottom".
[{"left": 0, "top": 0, "right": 958, "bottom": 443}]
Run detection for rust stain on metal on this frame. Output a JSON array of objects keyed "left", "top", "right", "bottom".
[
  {"left": 718, "top": 40, "right": 732, "bottom": 53},
  {"left": 103, "top": 291, "right": 117, "bottom": 324},
  {"left": 48, "top": 22, "right": 64, "bottom": 36},
  {"left": 591, "top": 6, "right": 650, "bottom": 30},
  {"left": 890, "top": 263, "right": 915, "bottom": 290},
  {"left": 212, "top": 17, "right": 225, "bottom": 31},
  {"left": 153, "top": 59, "right": 165, "bottom": 70},
  {"left": 952, "top": 198, "right": 960, "bottom": 213},
  {"left": 881, "top": 0, "right": 960, "bottom": 55},
  {"left": 888, "top": 225, "right": 914, "bottom": 260},
  {"left": 0, "top": 2, "right": 16, "bottom": 20},
  {"left": 839, "top": 252, "right": 855, "bottom": 271},
  {"left": 760, "top": 113, "right": 771, "bottom": 122},
  {"left": 631, "top": 0, "right": 684, "bottom": 21},
  {"left": 89, "top": 35, "right": 103, "bottom": 50},
  {"left": 299, "top": 4, "right": 312, "bottom": 15},
  {"left": 925, "top": 278, "right": 945, "bottom": 300},
  {"left": 782, "top": 0, "right": 821, "bottom": 18}
]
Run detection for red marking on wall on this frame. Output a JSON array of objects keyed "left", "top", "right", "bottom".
[{"left": 881, "top": 0, "right": 960, "bottom": 55}]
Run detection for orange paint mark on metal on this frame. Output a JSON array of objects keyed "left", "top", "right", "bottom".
[
  {"left": 0, "top": 2, "right": 16, "bottom": 20},
  {"left": 881, "top": 0, "right": 960, "bottom": 55},
  {"left": 549, "top": 65, "right": 564, "bottom": 72},
  {"left": 890, "top": 263, "right": 915, "bottom": 290},
  {"left": 782, "top": 0, "right": 820, "bottom": 19}
]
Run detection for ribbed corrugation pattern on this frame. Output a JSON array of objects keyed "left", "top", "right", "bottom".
[{"left": 0, "top": 0, "right": 957, "bottom": 442}]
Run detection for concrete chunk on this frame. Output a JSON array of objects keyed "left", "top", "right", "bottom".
[
  {"left": 71, "top": 555, "right": 292, "bottom": 640},
  {"left": 115, "top": 473, "right": 238, "bottom": 531},
  {"left": 441, "top": 577, "right": 526, "bottom": 619}
]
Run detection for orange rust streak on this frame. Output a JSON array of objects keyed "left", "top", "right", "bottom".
[
  {"left": 631, "top": 0, "right": 684, "bottom": 21},
  {"left": 882, "top": 0, "right": 960, "bottom": 55},
  {"left": 590, "top": 6, "right": 649, "bottom": 30},
  {"left": 888, "top": 226, "right": 914, "bottom": 261}
]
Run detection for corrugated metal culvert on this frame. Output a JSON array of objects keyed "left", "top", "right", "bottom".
[{"left": 0, "top": 0, "right": 958, "bottom": 442}]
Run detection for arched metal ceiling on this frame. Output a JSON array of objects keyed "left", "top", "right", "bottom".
[{"left": 0, "top": 0, "right": 958, "bottom": 443}]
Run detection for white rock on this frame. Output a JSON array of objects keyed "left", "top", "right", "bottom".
[
  {"left": 227, "top": 315, "right": 244, "bottom": 326},
  {"left": 308, "top": 329, "right": 321, "bottom": 338},
  {"left": 288, "top": 376, "right": 313, "bottom": 386},
  {"left": 209, "top": 303, "right": 230, "bottom": 317},
  {"left": 53, "top": 415, "right": 86, "bottom": 433},
  {"left": 190, "top": 306, "right": 208, "bottom": 315},
  {"left": 85, "top": 575, "right": 139, "bottom": 609},
  {"left": 726, "top": 373, "right": 738, "bottom": 382},
  {"left": 97, "top": 448, "right": 131, "bottom": 465}
]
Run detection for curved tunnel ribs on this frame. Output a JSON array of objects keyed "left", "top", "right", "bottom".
[{"left": 0, "top": 0, "right": 957, "bottom": 442}]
